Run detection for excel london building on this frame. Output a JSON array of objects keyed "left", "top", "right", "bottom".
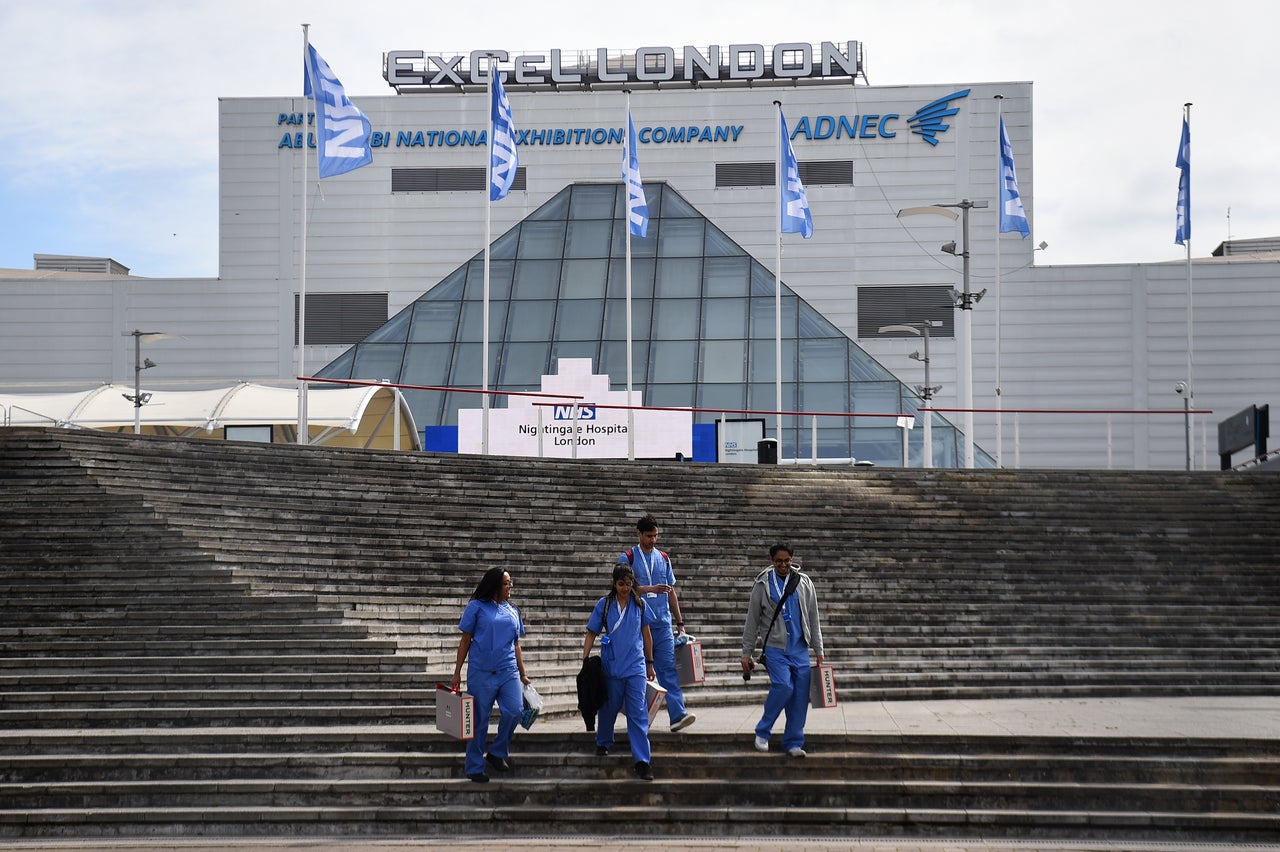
[{"left": 4, "top": 40, "right": 1277, "bottom": 469}]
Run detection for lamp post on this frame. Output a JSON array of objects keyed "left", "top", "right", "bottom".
[
  {"left": 879, "top": 322, "right": 942, "bottom": 468},
  {"left": 897, "top": 199, "right": 988, "bottom": 468},
  {"left": 121, "top": 330, "right": 181, "bottom": 435},
  {"left": 1175, "top": 381, "right": 1191, "bottom": 470}
]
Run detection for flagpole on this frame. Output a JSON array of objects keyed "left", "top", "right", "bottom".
[
  {"left": 1183, "top": 101, "right": 1195, "bottom": 469},
  {"left": 297, "top": 23, "right": 311, "bottom": 446},
  {"left": 481, "top": 56, "right": 496, "bottom": 457},
  {"left": 993, "top": 95, "right": 1004, "bottom": 468},
  {"left": 773, "top": 101, "right": 784, "bottom": 453},
  {"left": 624, "top": 93, "right": 636, "bottom": 462}
]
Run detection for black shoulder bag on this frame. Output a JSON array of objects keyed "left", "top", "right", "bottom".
[{"left": 756, "top": 571, "right": 801, "bottom": 671}]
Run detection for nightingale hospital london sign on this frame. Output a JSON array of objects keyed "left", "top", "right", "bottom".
[{"left": 383, "top": 41, "right": 864, "bottom": 90}]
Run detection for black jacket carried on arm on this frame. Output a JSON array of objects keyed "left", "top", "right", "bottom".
[{"left": 575, "top": 655, "right": 606, "bottom": 731}]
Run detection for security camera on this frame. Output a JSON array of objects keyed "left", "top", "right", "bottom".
[{"left": 1174, "top": 382, "right": 1187, "bottom": 395}]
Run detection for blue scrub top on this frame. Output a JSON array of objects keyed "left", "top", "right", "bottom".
[
  {"left": 459, "top": 599, "right": 525, "bottom": 676},
  {"left": 587, "top": 594, "right": 655, "bottom": 679},
  {"left": 619, "top": 546, "right": 675, "bottom": 623}
]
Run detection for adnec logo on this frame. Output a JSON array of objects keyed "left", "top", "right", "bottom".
[{"left": 790, "top": 89, "right": 970, "bottom": 146}]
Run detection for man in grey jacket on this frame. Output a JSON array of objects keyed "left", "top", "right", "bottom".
[{"left": 740, "top": 543, "right": 825, "bottom": 757}]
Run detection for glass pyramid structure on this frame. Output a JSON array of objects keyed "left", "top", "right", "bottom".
[{"left": 317, "top": 181, "right": 992, "bottom": 467}]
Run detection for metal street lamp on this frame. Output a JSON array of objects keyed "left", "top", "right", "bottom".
[
  {"left": 897, "top": 200, "right": 988, "bottom": 468},
  {"left": 121, "top": 330, "right": 182, "bottom": 435},
  {"left": 880, "top": 322, "right": 942, "bottom": 468}
]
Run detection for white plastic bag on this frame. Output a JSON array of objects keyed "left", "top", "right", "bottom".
[{"left": 520, "top": 682, "right": 543, "bottom": 730}]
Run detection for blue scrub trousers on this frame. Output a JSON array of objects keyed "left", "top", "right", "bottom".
[
  {"left": 595, "top": 672, "right": 651, "bottom": 764},
  {"left": 466, "top": 666, "right": 522, "bottom": 777},
  {"left": 755, "top": 646, "right": 812, "bottom": 752},
  {"left": 649, "top": 623, "right": 687, "bottom": 724}
]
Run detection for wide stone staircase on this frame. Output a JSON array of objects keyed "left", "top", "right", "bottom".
[{"left": 1, "top": 426, "right": 1279, "bottom": 841}]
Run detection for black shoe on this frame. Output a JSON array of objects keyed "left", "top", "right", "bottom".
[
  {"left": 485, "top": 753, "right": 512, "bottom": 772},
  {"left": 467, "top": 772, "right": 490, "bottom": 783},
  {"left": 595, "top": 745, "right": 609, "bottom": 756},
  {"left": 634, "top": 761, "right": 653, "bottom": 781}
]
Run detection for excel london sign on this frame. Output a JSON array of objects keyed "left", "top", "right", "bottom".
[{"left": 383, "top": 41, "right": 863, "bottom": 90}]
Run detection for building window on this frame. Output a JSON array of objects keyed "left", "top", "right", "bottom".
[
  {"left": 391, "top": 167, "right": 527, "bottom": 192},
  {"left": 715, "top": 161, "right": 854, "bottom": 188},
  {"left": 857, "top": 286, "right": 955, "bottom": 339}
]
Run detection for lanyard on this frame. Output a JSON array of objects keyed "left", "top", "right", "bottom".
[
  {"left": 636, "top": 547, "right": 656, "bottom": 585},
  {"left": 610, "top": 598, "right": 630, "bottom": 634}
]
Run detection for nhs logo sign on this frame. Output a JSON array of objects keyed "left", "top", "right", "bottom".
[{"left": 552, "top": 405, "right": 596, "bottom": 420}]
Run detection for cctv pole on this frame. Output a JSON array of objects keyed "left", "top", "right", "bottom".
[
  {"left": 920, "top": 324, "right": 934, "bottom": 469},
  {"left": 957, "top": 200, "right": 978, "bottom": 469},
  {"left": 132, "top": 330, "right": 143, "bottom": 435}
]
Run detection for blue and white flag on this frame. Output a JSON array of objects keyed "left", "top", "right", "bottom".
[
  {"left": 489, "top": 70, "right": 519, "bottom": 201},
  {"left": 779, "top": 111, "right": 813, "bottom": 239},
  {"left": 303, "top": 44, "right": 373, "bottom": 179},
  {"left": 998, "top": 116, "right": 1029, "bottom": 238},
  {"left": 1175, "top": 117, "right": 1191, "bottom": 246},
  {"left": 623, "top": 112, "right": 649, "bottom": 238}
]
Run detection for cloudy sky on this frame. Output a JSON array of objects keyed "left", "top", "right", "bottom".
[{"left": 2, "top": 0, "right": 1275, "bottom": 277}]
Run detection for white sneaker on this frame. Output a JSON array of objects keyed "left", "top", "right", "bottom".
[
  {"left": 786, "top": 747, "right": 807, "bottom": 758},
  {"left": 753, "top": 735, "right": 769, "bottom": 752},
  {"left": 670, "top": 713, "right": 697, "bottom": 733}
]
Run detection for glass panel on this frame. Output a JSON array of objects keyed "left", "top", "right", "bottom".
[
  {"left": 464, "top": 260, "right": 513, "bottom": 301},
  {"left": 350, "top": 344, "right": 406, "bottom": 382},
  {"left": 499, "top": 341, "right": 551, "bottom": 385},
  {"left": 798, "top": 302, "right": 839, "bottom": 338},
  {"left": 701, "top": 339, "right": 746, "bottom": 383},
  {"left": 409, "top": 301, "right": 460, "bottom": 342},
  {"left": 518, "top": 220, "right": 566, "bottom": 258},
  {"left": 750, "top": 294, "right": 797, "bottom": 339},
  {"left": 402, "top": 389, "right": 442, "bottom": 433},
  {"left": 555, "top": 299, "right": 605, "bottom": 341},
  {"left": 561, "top": 259, "right": 608, "bottom": 299},
  {"left": 600, "top": 340, "right": 649, "bottom": 387},
  {"left": 701, "top": 297, "right": 747, "bottom": 339},
  {"left": 365, "top": 309, "right": 411, "bottom": 343},
  {"left": 429, "top": 269, "right": 465, "bottom": 300},
  {"left": 800, "top": 382, "right": 848, "bottom": 413},
  {"left": 797, "top": 425, "right": 852, "bottom": 460},
  {"left": 852, "top": 381, "right": 900, "bottom": 414},
  {"left": 447, "top": 342, "right": 498, "bottom": 387},
  {"left": 401, "top": 343, "right": 453, "bottom": 386},
  {"left": 645, "top": 182, "right": 665, "bottom": 219},
  {"left": 661, "top": 190, "right": 699, "bottom": 218},
  {"left": 602, "top": 298, "right": 652, "bottom": 341},
  {"left": 490, "top": 229, "right": 519, "bottom": 260},
  {"left": 458, "top": 300, "right": 507, "bottom": 343},
  {"left": 646, "top": 383, "right": 695, "bottom": 408},
  {"left": 658, "top": 218, "right": 704, "bottom": 257},
  {"left": 315, "top": 347, "right": 354, "bottom": 379},
  {"left": 570, "top": 184, "right": 618, "bottom": 218},
  {"left": 704, "top": 223, "right": 745, "bottom": 257},
  {"left": 853, "top": 426, "right": 906, "bottom": 466},
  {"left": 607, "top": 258, "right": 656, "bottom": 299},
  {"left": 748, "top": 339, "right": 797, "bottom": 383},
  {"left": 651, "top": 298, "right": 699, "bottom": 340},
  {"left": 655, "top": 258, "right": 702, "bottom": 297},
  {"left": 505, "top": 300, "right": 556, "bottom": 341},
  {"left": 551, "top": 340, "right": 600, "bottom": 370},
  {"left": 565, "top": 220, "right": 613, "bottom": 258},
  {"left": 703, "top": 257, "right": 750, "bottom": 297},
  {"left": 526, "top": 188, "right": 571, "bottom": 221},
  {"left": 799, "top": 338, "right": 847, "bottom": 382},
  {"left": 512, "top": 259, "right": 561, "bottom": 300},
  {"left": 850, "top": 348, "right": 898, "bottom": 381},
  {"left": 650, "top": 340, "right": 698, "bottom": 383},
  {"left": 697, "top": 382, "right": 746, "bottom": 413},
  {"left": 611, "top": 221, "right": 659, "bottom": 257}
]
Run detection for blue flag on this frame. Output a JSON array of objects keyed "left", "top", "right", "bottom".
[
  {"left": 779, "top": 111, "right": 813, "bottom": 239},
  {"left": 623, "top": 112, "right": 649, "bottom": 238},
  {"left": 303, "top": 44, "right": 373, "bottom": 179},
  {"left": 490, "top": 70, "right": 519, "bottom": 201},
  {"left": 998, "top": 116, "right": 1029, "bottom": 238},
  {"left": 1175, "top": 117, "right": 1191, "bottom": 246}
]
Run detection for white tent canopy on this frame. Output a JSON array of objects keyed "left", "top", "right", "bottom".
[{"left": 1, "top": 383, "right": 420, "bottom": 451}]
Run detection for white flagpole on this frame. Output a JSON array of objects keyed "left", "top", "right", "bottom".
[
  {"left": 994, "top": 95, "right": 1004, "bottom": 469},
  {"left": 773, "top": 101, "right": 784, "bottom": 453},
  {"left": 624, "top": 93, "right": 636, "bottom": 461},
  {"left": 1183, "top": 102, "right": 1195, "bottom": 469},
  {"left": 297, "top": 23, "right": 311, "bottom": 445},
  {"left": 482, "top": 56, "right": 496, "bottom": 456}
]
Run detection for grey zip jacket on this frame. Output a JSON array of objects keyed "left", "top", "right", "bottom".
[{"left": 741, "top": 566, "right": 824, "bottom": 659}]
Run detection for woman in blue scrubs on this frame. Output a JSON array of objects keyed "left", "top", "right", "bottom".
[
  {"left": 450, "top": 567, "right": 530, "bottom": 783},
  {"left": 582, "top": 564, "right": 657, "bottom": 781}
]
